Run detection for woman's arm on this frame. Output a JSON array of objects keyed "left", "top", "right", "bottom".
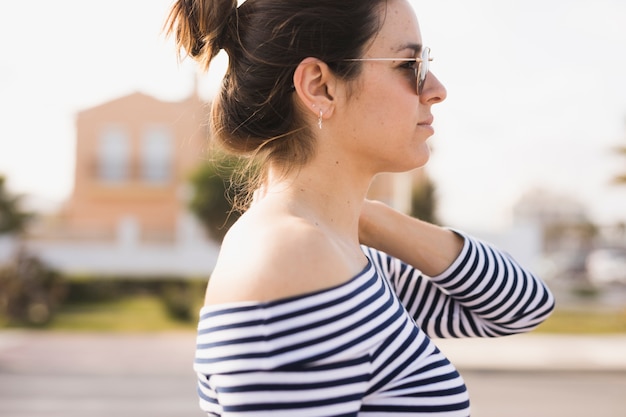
[
  {"left": 359, "top": 199, "right": 464, "bottom": 276},
  {"left": 359, "top": 199, "right": 555, "bottom": 338}
]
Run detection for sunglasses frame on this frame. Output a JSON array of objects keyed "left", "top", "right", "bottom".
[{"left": 342, "top": 47, "right": 432, "bottom": 96}]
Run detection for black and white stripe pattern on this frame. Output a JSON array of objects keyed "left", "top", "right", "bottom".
[
  {"left": 369, "top": 233, "right": 555, "bottom": 339},
  {"left": 194, "top": 233, "right": 554, "bottom": 416}
]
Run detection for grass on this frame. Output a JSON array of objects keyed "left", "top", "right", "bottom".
[
  {"left": 46, "top": 295, "right": 199, "bottom": 332},
  {"left": 51, "top": 301, "right": 626, "bottom": 334},
  {"left": 4, "top": 295, "right": 626, "bottom": 334},
  {"left": 534, "top": 307, "right": 626, "bottom": 334}
]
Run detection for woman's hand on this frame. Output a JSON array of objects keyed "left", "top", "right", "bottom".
[{"left": 358, "top": 199, "right": 464, "bottom": 277}]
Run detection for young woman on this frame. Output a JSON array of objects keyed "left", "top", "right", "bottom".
[{"left": 167, "top": 0, "right": 555, "bottom": 415}]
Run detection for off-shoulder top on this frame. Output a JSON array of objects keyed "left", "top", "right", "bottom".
[{"left": 194, "top": 233, "right": 555, "bottom": 416}]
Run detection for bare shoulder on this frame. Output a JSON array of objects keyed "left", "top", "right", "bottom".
[{"left": 204, "top": 203, "right": 361, "bottom": 306}]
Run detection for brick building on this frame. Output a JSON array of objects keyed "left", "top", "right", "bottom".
[{"left": 26, "top": 90, "right": 421, "bottom": 277}]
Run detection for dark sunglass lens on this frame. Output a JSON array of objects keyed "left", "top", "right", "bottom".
[{"left": 418, "top": 48, "right": 430, "bottom": 95}]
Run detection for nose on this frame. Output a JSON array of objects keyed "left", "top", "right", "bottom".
[{"left": 421, "top": 71, "right": 447, "bottom": 104}]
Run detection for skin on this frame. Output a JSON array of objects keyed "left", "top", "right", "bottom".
[{"left": 204, "top": 0, "right": 463, "bottom": 306}]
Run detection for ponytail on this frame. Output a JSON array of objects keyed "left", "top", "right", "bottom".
[{"left": 165, "top": 0, "right": 237, "bottom": 70}]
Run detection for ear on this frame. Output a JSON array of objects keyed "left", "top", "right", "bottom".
[{"left": 292, "top": 57, "right": 336, "bottom": 121}]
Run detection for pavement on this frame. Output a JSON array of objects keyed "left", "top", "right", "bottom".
[
  {"left": 0, "top": 330, "right": 625, "bottom": 374},
  {"left": 1, "top": 331, "right": 625, "bottom": 417},
  {"left": 435, "top": 333, "right": 626, "bottom": 372},
  {"left": 0, "top": 331, "right": 197, "bottom": 376}
]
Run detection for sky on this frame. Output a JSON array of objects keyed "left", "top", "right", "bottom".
[{"left": 0, "top": 0, "right": 625, "bottom": 232}]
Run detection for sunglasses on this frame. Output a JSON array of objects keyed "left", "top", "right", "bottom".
[{"left": 343, "top": 47, "right": 432, "bottom": 96}]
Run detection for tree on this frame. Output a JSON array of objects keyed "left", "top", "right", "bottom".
[
  {"left": 0, "top": 175, "right": 32, "bottom": 235},
  {"left": 187, "top": 156, "right": 246, "bottom": 242},
  {"left": 409, "top": 173, "right": 440, "bottom": 225},
  {"left": 0, "top": 250, "right": 66, "bottom": 326},
  {"left": 0, "top": 175, "right": 65, "bottom": 327}
]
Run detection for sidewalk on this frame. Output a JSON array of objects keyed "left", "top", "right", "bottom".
[
  {"left": 435, "top": 333, "right": 626, "bottom": 372},
  {"left": 1, "top": 330, "right": 625, "bottom": 374},
  {"left": 0, "top": 330, "right": 197, "bottom": 376}
]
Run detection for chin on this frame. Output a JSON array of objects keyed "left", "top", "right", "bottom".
[
  {"left": 408, "top": 144, "right": 431, "bottom": 170},
  {"left": 390, "top": 153, "right": 430, "bottom": 173},
  {"left": 375, "top": 144, "right": 431, "bottom": 173}
]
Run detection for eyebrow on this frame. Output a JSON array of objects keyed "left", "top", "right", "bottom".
[{"left": 394, "top": 42, "right": 423, "bottom": 54}]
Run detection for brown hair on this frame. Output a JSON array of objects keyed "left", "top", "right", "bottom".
[{"left": 166, "top": 0, "right": 387, "bottom": 205}]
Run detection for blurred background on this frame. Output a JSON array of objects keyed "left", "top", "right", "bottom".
[{"left": 0, "top": 0, "right": 625, "bottom": 416}]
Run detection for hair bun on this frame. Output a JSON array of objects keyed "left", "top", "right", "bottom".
[
  {"left": 166, "top": 0, "right": 238, "bottom": 70},
  {"left": 215, "top": 6, "right": 238, "bottom": 51}
]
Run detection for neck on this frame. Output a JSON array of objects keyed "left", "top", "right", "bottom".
[{"left": 264, "top": 157, "right": 372, "bottom": 243}]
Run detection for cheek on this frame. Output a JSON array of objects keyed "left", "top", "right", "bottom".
[
  {"left": 345, "top": 73, "right": 418, "bottom": 141},
  {"left": 355, "top": 93, "right": 403, "bottom": 131}
]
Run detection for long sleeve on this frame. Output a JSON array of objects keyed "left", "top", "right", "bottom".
[{"left": 363, "top": 232, "right": 555, "bottom": 338}]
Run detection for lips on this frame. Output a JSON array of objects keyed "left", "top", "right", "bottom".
[{"left": 418, "top": 116, "right": 434, "bottom": 126}]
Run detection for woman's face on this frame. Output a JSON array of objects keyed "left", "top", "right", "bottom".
[{"left": 333, "top": 0, "right": 447, "bottom": 174}]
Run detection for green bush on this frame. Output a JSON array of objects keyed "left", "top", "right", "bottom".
[
  {"left": 63, "top": 279, "right": 123, "bottom": 303},
  {"left": 161, "top": 281, "right": 205, "bottom": 322},
  {"left": 0, "top": 250, "right": 66, "bottom": 326},
  {"left": 62, "top": 276, "right": 206, "bottom": 324}
]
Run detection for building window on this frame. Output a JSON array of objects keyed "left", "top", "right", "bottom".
[
  {"left": 141, "top": 125, "right": 172, "bottom": 184},
  {"left": 98, "top": 125, "right": 130, "bottom": 183}
]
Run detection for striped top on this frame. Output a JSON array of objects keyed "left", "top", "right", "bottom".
[{"left": 195, "top": 233, "right": 555, "bottom": 416}]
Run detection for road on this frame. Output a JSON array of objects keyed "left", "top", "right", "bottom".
[{"left": 1, "top": 331, "right": 625, "bottom": 417}]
